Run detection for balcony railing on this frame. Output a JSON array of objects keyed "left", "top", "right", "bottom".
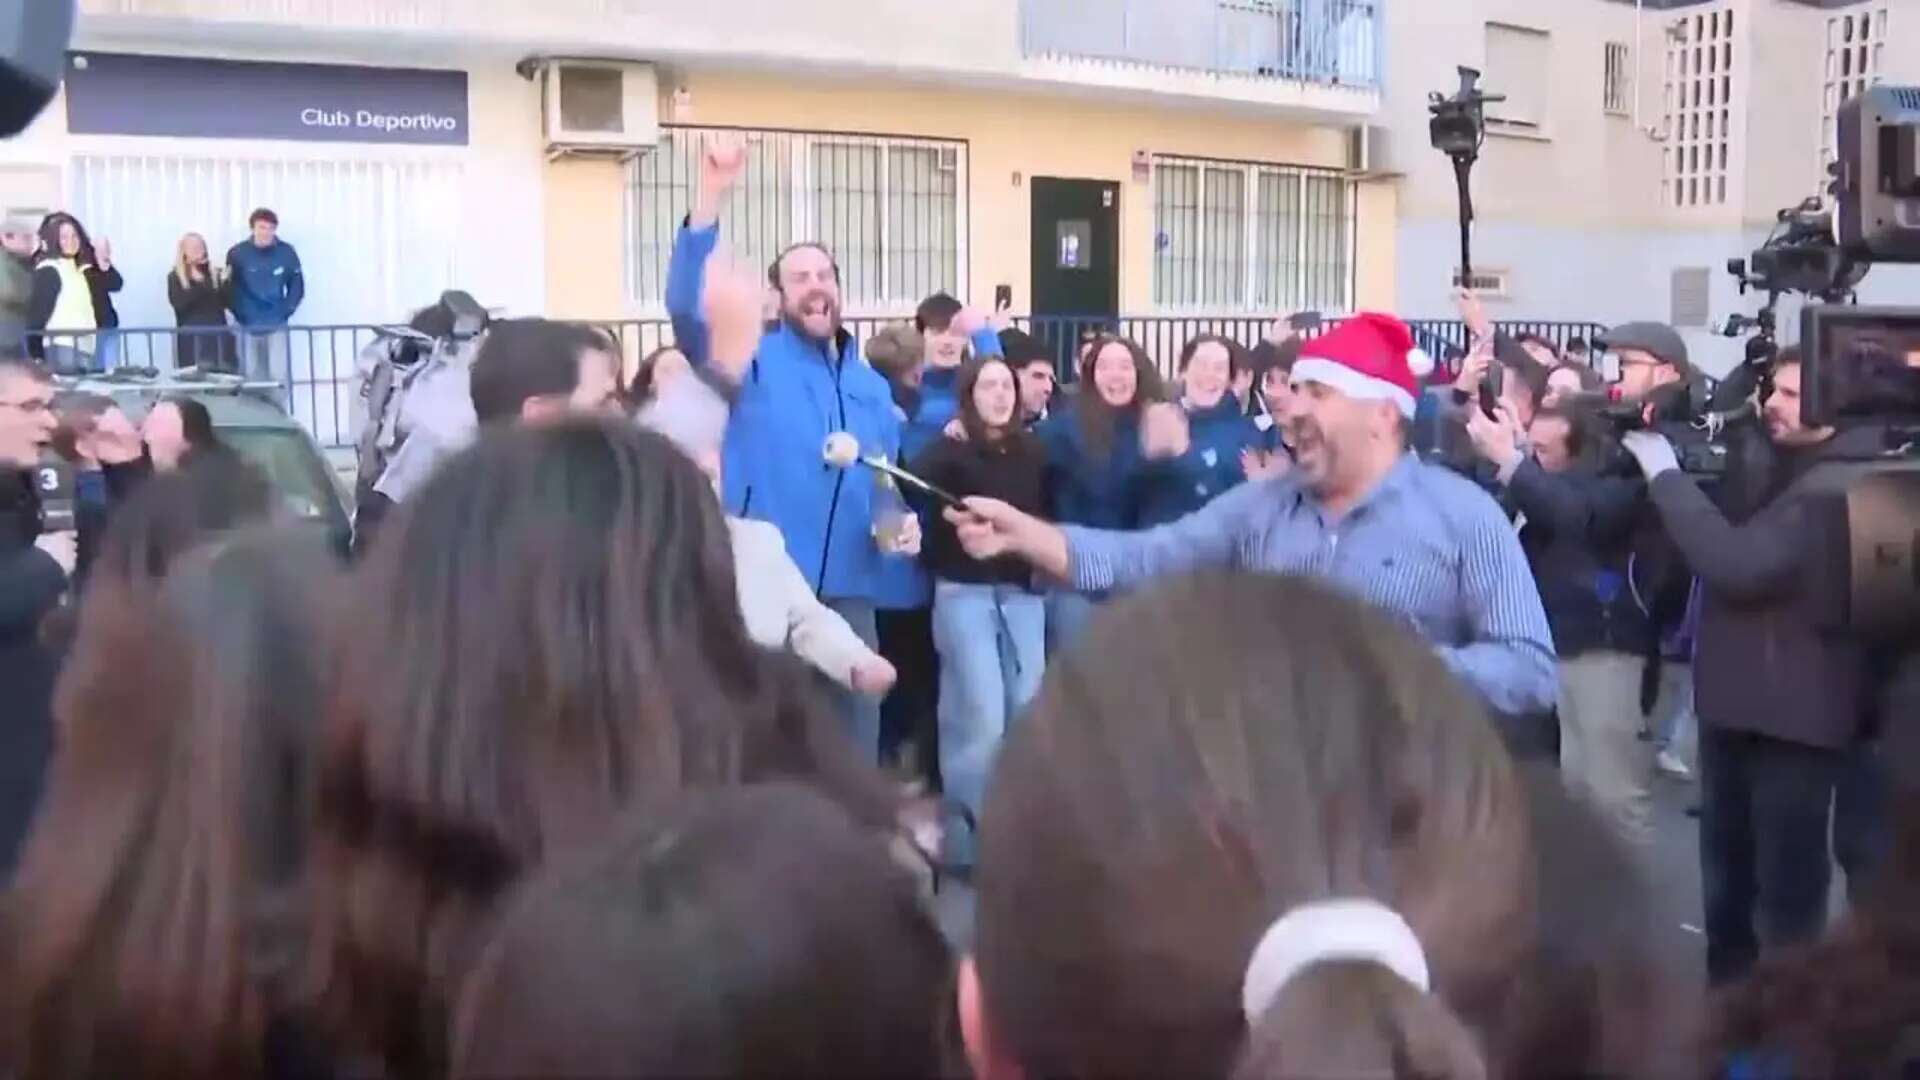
[{"left": 1021, "top": 0, "right": 1382, "bottom": 89}]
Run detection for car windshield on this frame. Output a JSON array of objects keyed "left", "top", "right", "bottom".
[{"left": 223, "top": 427, "right": 343, "bottom": 523}]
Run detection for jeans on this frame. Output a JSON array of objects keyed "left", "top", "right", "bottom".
[
  {"left": 1698, "top": 727, "right": 1843, "bottom": 984},
  {"left": 933, "top": 581, "right": 1046, "bottom": 865},
  {"left": 1045, "top": 589, "right": 1099, "bottom": 656},
  {"left": 825, "top": 597, "right": 882, "bottom": 765},
  {"left": 1557, "top": 651, "right": 1654, "bottom": 847},
  {"left": 1653, "top": 661, "right": 1697, "bottom": 771},
  {"left": 42, "top": 344, "right": 92, "bottom": 374},
  {"left": 93, "top": 330, "right": 122, "bottom": 371},
  {"left": 1833, "top": 740, "right": 1890, "bottom": 906},
  {"left": 239, "top": 328, "right": 291, "bottom": 404}
]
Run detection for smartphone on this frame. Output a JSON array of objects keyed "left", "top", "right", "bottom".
[
  {"left": 993, "top": 284, "right": 1013, "bottom": 311},
  {"left": 1479, "top": 361, "right": 1504, "bottom": 420},
  {"left": 1287, "top": 310, "right": 1323, "bottom": 332}
]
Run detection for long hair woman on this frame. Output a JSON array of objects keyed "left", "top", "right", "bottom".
[
  {"left": 908, "top": 354, "right": 1049, "bottom": 869},
  {"left": 0, "top": 529, "right": 341, "bottom": 1078},
  {"left": 312, "top": 418, "right": 898, "bottom": 1074},
  {"left": 25, "top": 212, "right": 121, "bottom": 372},
  {"left": 1136, "top": 334, "right": 1262, "bottom": 527},
  {"left": 960, "top": 572, "right": 1683, "bottom": 1079},
  {"left": 169, "top": 232, "right": 236, "bottom": 371},
  {"left": 1031, "top": 333, "right": 1163, "bottom": 648}
]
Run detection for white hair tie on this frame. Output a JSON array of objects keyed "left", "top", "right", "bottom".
[{"left": 1241, "top": 899, "right": 1431, "bottom": 1022}]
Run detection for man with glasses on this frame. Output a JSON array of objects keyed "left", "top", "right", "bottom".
[
  {"left": 1456, "top": 319, "right": 1703, "bottom": 852},
  {"left": 0, "top": 356, "right": 68, "bottom": 879}
]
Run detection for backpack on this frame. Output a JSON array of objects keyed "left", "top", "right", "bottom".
[{"left": 351, "top": 291, "right": 487, "bottom": 505}]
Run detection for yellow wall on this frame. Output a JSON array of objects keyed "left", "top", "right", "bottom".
[{"left": 544, "top": 71, "right": 1398, "bottom": 316}]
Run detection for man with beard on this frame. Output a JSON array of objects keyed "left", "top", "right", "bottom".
[
  {"left": 667, "top": 136, "right": 920, "bottom": 764},
  {"left": 947, "top": 313, "right": 1557, "bottom": 722}
]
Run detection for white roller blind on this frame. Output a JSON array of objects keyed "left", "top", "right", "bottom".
[{"left": 70, "top": 153, "right": 462, "bottom": 330}]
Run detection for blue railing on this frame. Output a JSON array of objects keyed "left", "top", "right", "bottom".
[
  {"left": 26, "top": 311, "right": 1605, "bottom": 450},
  {"left": 1021, "top": 0, "right": 1382, "bottom": 89}
]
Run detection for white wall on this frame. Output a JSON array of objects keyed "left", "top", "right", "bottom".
[{"left": 1, "top": 41, "right": 547, "bottom": 325}]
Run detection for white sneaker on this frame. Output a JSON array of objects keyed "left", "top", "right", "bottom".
[{"left": 1656, "top": 749, "right": 1692, "bottom": 779}]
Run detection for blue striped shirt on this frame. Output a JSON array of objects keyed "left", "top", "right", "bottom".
[{"left": 1065, "top": 454, "right": 1558, "bottom": 715}]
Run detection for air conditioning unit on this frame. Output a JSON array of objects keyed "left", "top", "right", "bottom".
[
  {"left": 1345, "top": 125, "right": 1393, "bottom": 176},
  {"left": 538, "top": 60, "right": 660, "bottom": 152}
]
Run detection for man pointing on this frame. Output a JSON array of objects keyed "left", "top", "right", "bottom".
[{"left": 950, "top": 313, "right": 1557, "bottom": 719}]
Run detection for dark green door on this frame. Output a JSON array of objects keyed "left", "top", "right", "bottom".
[{"left": 1030, "top": 177, "right": 1119, "bottom": 377}]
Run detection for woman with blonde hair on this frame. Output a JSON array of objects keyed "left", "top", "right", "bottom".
[{"left": 166, "top": 231, "right": 234, "bottom": 371}]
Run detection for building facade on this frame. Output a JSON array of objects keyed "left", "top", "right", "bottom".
[
  {"left": 1384, "top": 0, "right": 1918, "bottom": 375},
  {"left": 5, "top": 0, "right": 1909, "bottom": 396},
  {"left": 4, "top": 0, "right": 1396, "bottom": 341}
]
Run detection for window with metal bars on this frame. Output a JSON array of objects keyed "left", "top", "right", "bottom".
[
  {"left": 1604, "top": 42, "right": 1632, "bottom": 116},
  {"left": 627, "top": 126, "right": 966, "bottom": 312},
  {"left": 1151, "top": 155, "right": 1353, "bottom": 313},
  {"left": 1820, "top": 5, "right": 1888, "bottom": 188}
]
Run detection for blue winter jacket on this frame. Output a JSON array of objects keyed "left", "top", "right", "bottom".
[
  {"left": 1035, "top": 405, "right": 1146, "bottom": 530},
  {"left": 225, "top": 240, "right": 305, "bottom": 329},
  {"left": 667, "top": 222, "right": 903, "bottom": 602},
  {"left": 1136, "top": 397, "right": 1260, "bottom": 527}
]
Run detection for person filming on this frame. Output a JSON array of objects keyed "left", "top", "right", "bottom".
[{"left": 1617, "top": 345, "right": 1884, "bottom": 985}]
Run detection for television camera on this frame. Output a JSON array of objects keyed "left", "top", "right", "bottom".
[{"left": 1719, "top": 86, "right": 1920, "bottom": 638}]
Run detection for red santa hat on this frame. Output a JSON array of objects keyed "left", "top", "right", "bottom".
[{"left": 1290, "top": 313, "right": 1433, "bottom": 419}]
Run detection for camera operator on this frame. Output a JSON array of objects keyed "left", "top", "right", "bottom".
[
  {"left": 1458, "top": 320, "right": 1703, "bottom": 853},
  {"left": 1619, "top": 345, "right": 1883, "bottom": 985}
]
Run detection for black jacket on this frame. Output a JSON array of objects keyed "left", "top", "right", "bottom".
[
  {"left": 1648, "top": 424, "right": 1886, "bottom": 750},
  {"left": 168, "top": 267, "right": 229, "bottom": 328},
  {"left": 910, "top": 432, "right": 1050, "bottom": 587},
  {"left": 0, "top": 469, "right": 64, "bottom": 880},
  {"left": 1504, "top": 458, "right": 1659, "bottom": 660}
]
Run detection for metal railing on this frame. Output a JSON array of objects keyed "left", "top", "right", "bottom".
[
  {"left": 25, "top": 314, "right": 1608, "bottom": 450},
  {"left": 1021, "top": 0, "right": 1383, "bottom": 89}
]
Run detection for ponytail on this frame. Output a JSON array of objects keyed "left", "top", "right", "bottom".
[
  {"left": 1236, "top": 963, "right": 1487, "bottom": 1080},
  {"left": 1233, "top": 898, "right": 1488, "bottom": 1080}
]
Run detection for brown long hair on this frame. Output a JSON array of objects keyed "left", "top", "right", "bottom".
[
  {"left": 972, "top": 572, "right": 1532, "bottom": 1079},
  {"left": 955, "top": 354, "right": 1034, "bottom": 448},
  {"left": 0, "top": 529, "right": 339, "bottom": 1078},
  {"left": 451, "top": 784, "right": 954, "bottom": 1078},
  {"left": 1073, "top": 334, "right": 1164, "bottom": 458},
  {"left": 312, "top": 419, "right": 896, "bottom": 1073}
]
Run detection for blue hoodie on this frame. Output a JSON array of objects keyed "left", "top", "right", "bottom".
[
  {"left": 1035, "top": 404, "right": 1146, "bottom": 530},
  {"left": 667, "top": 222, "right": 902, "bottom": 603},
  {"left": 224, "top": 239, "right": 304, "bottom": 329},
  {"left": 1136, "top": 396, "right": 1260, "bottom": 527}
]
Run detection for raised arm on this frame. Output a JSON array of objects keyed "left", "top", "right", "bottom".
[
  {"left": 1646, "top": 469, "right": 1802, "bottom": 601},
  {"left": 666, "top": 135, "right": 747, "bottom": 369},
  {"left": 1434, "top": 502, "right": 1559, "bottom": 715}
]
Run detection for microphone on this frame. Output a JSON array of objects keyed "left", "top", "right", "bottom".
[
  {"left": 1553, "top": 387, "right": 1631, "bottom": 410},
  {"left": 34, "top": 459, "right": 75, "bottom": 533},
  {"left": 820, "top": 432, "right": 965, "bottom": 509}
]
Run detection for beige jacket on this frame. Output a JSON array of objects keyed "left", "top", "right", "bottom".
[{"left": 727, "top": 516, "right": 880, "bottom": 689}]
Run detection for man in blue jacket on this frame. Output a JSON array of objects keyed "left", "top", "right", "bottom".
[
  {"left": 666, "top": 137, "right": 920, "bottom": 762},
  {"left": 225, "top": 207, "right": 304, "bottom": 396}
]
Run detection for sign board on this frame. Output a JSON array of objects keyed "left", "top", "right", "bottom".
[{"left": 64, "top": 52, "right": 468, "bottom": 146}]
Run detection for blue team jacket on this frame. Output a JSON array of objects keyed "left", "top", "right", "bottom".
[
  {"left": 225, "top": 240, "right": 305, "bottom": 328},
  {"left": 1035, "top": 405, "right": 1147, "bottom": 529},
  {"left": 667, "top": 222, "right": 901, "bottom": 602},
  {"left": 1136, "top": 397, "right": 1261, "bottom": 527}
]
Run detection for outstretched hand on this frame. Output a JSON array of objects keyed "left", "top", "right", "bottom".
[
  {"left": 693, "top": 133, "right": 748, "bottom": 226},
  {"left": 1139, "top": 402, "right": 1191, "bottom": 460},
  {"left": 1465, "top": 403, "right": 1523, "bottom": 470}
]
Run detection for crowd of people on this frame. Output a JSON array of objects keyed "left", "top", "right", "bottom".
[
  {"left": 1, "top": 206, "right": 305, "bottom": 380},
  {"left": 0, "top": 129, "right": 1914, "bottom": 1079}
]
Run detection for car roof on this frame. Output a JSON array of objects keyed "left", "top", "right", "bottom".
[{"left": 55, "top": 374, "right": 301, "bottom": 430}]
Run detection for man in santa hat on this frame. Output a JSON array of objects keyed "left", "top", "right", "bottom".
[{"left": 948, "top": 312, "right": 1557, "bottom": 721}]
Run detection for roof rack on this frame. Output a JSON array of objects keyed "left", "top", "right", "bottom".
[{"left": 52, "top": 367, "right": 287, "bottom": 398}]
